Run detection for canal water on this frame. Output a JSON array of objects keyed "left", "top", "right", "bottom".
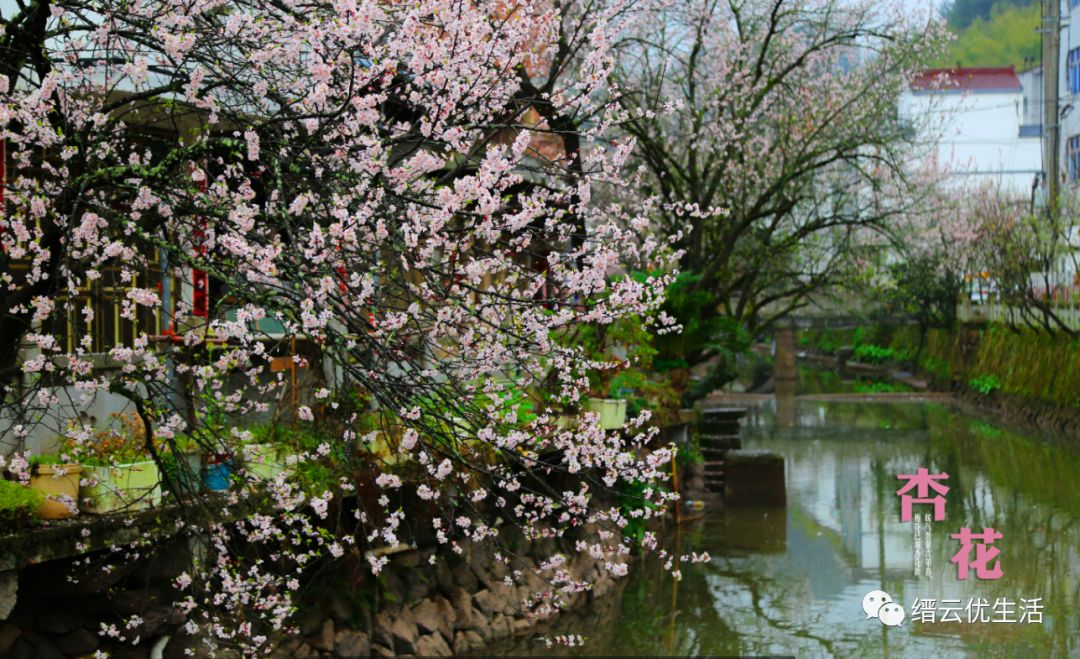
[{"left": 495, "top": 386, "right": 1080, "bottom": 657}]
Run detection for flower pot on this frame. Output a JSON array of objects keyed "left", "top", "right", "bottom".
[
  {"left": 203, "top": 460, "right": 233, "bottom": 491},
  {"left": 361, "top": 430, "right": 404, "bottom": 465},
  {"left": 585, "top": 398, "right": 628, "bottom": 430},
  {"left": 30, "top": 464, "right": 82, "bottom": 520},
  {"left": 80, "top": 461, "right": 162, "bottom": 514},
  {"left": 555, "top": 415, "right": 578, "bottom": 430},
  {"left": 242, "top": 443, "right": 287, "bottom": 481}
]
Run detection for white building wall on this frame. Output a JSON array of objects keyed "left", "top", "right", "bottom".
[
  {"left": 899, "top": 90, "right": 1042, "bottom": 197},
  {"left": 1018, "top": 67, "right": 1043, "bottom": 129},
  {"left": 1061, "top": 0, "right": 1080, "bottom": 188}
]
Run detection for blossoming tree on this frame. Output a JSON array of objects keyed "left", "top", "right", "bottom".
[
  {"left": 0, "top": 0, "right": 694, "bottom": 652},
  {"left": 610, "top": 0, "right": 948, "bottom": 392}
]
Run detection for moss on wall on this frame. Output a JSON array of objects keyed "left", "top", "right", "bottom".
[{"left": 797, "top": 324, "right": 1080, "bottom": 411}]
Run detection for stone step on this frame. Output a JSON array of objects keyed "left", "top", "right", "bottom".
[
  {"left": 697, "top": 432, "right": 740, "bottom": 441},
  {"left": 700, "top": 438, "right": 741, "bottom": 450},
  {"left": 699, "top": 437, "right": 740, "bottom": 445},
  {"left": 698, "top": 423, "right": 742, "bottom": 434},
  {"left": 701, "top": 434, "right": 739, "bottom": 444},
  {"left": 701, "top": 406, "right": 747, "bottom": 420}
]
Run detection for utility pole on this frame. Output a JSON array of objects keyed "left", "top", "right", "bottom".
[{"left": 1043, "top": 0, "right": 1061, "bottom": 217}]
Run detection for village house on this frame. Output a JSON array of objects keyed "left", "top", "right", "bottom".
[{"left": 900, "top": 66, "right": 1043, "bottom": 199}]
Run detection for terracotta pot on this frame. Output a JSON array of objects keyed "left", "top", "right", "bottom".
[{"left": 30, "top": 464, "right": 82, "bottom": 520}]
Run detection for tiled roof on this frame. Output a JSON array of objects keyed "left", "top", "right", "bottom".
[{"left": 910, "top": 67, "right": 1023, "bottom": 93}]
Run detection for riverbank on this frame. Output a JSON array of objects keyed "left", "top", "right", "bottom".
[
  {"left": 796, "top": 323, "right": 1080, "bottom": 442},
  {"left": 470, "top": 397, "right": 1080, "bottom": 657},
  {"left": 268, "top": 534, "right": 628, "bottom": 658},
  {"left": 0, "top": 522, "right": 632, "bottom": 658}
]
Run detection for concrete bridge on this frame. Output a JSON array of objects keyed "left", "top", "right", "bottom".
[
  {"left": 771, "top": 315, "right": 915, "bottom": 385},
  {"left": 774, "top": 314, "right": 911, "bottom": 331}
]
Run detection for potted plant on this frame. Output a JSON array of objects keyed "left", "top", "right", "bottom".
[
  {"left": 241, "top": 440, "right": 288, "bottom": 481},
  {"left": 241, "top": 424, "right": 297, "bottom": 482},
  {"left": 160, "top": 434, "right": 203, "bottom": 497},
  {"left": 202, "top": 452, "right": 234, "bottom": 491},
  {"left": 581, "top": 324, "right": 630, "bottom": 431},
  {"left": 28, "top": 454, "right": 82, "bottom": 519},
  {"left": 584, "top": 396, "right": 628, "bottom": 429},
  {"left": 75, "top": 427, "right": 162, "bottom": 514},
  {"left": 0, "top": 480, "right": 43, "bottom": 531}
]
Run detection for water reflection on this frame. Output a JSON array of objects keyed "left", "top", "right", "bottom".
[{"left": 495, "top": 399, "right": 1080, "bottom": 658}]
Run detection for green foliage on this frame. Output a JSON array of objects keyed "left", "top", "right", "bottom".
[
  {"left": 940, "top": 2, "right": 1039, "bottom": 69},
  {"left": 248, "top": 422, "right": 353, "bottom": 495},
  {"left": 945, "top": 0, "right": 1029, "bottom": 30},
  {"left": 970, "top": 420, "right": 1004, "bottom": 439},
  {"left": 880, "top": 256, "right": 963, "bottom": 330},
  {"left": 816, "top": 336, "right": 838, "bottom": 354},
  {"left": 854, "top": 344, "right": 903, "bottom": 364},
  {"left": 0, "top": 480, "right": 43, "bottom": 529},
  {"left": 921, "top": 355, "right": 951, "bottom": 381},
  {"left": 969, "top": 374, "right": 1002, "bottom": 395},
  {"left": 608, "top": 367, "right": 678, "bottom": 419},
  {"left": 807, "top": 323, "right": 1080, "bottom": 412},
  {"left": 652, "top": 358, "right": 689, "bottom": 372},
  {"left": 655, "top": 271, "right": 751, "bottom": 394},
  {"left": 413, "top": 380, "right": 536, "bottom": 433},
  {"left": 796, "top": 329, "right": 847, "bottom": 354},
  {"left": 675, "top": 438, "right": 703, "bottom": 471},
  {"left": 584, "top": 315, "right": 658, "bottom": 394},
  {"left": 550, "top": 297, "right": 682, "bottom": 420},
  {"left": 853, "top": 380, "right": 909, "bottom": 394},
  {"left": 615, "top": 479, "right": 662, "bottom": 546},
  {"left": 924, "top": 327, "right": 1080, "bottom": 406},
  {"left": 29, "top": 454, "right": 65, "bottom": 466}
]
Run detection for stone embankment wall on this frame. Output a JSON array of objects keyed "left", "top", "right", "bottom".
[
  {"left": 272, "top": 536, "right": 626, "bottom": 658},
  {"left": 798, "top": 323, "right": 1080, "bottom": 437},
  {"left": 1, "top": 526, "right": 628, "bottom": 658}
]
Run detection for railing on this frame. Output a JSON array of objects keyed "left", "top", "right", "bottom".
[{"left": 956, "top": 298, "right": 1080, "bottom": 331}]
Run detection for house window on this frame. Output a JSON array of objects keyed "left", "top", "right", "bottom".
[
  {"left": 1069, "top": 48, "right": 1080, "bottom": 94},
  {"left": 50, "top": 261, "right": 172, "bottom": 354},
  {"left": 1069, "top": 136, "right": 1080, "bottom": 182}
]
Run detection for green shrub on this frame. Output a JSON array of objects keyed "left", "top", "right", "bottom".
[
  {"left": 853, "top": 380, "right": 909, "bottom": 393},
  {"left": 28, "top": 454, "right": 65, "bottom": 466},
  {"left": 816, "top": 336, "right": 838, "bottom": 354},
  {"left": 854, "top": 344, "right": 896, "bottom": 364},
  {"left": 969, "top": 374, "right": 1002, "bottom": 395},
  {"left": 0, "top": 480, "right": 43, "bottom": 530}
]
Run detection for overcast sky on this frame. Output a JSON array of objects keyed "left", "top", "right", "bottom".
[{"left": 903, "top": 0, "right": 945, "bottom": 19}]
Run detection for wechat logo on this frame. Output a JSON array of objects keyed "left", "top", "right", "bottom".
[{"left": 862, "top": 590, "right": 905, "bottom": 627}]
